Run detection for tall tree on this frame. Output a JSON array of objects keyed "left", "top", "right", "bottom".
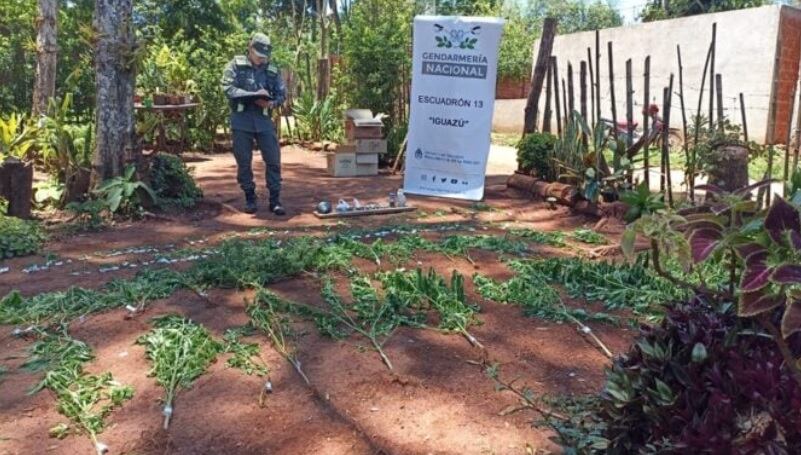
[
  {"left": 92, "top": 0, "right": 136, "bottom": 182},
  {"left": 329, "top": 0, "right": 342, "bottom": 50},
  {"left": 32, "top": 0, "right": 58, "bottom": 116},
  {"left": 640, "top": 0, "right": 766, "bottom": 21},
  {"left": 316, "top": 0, "right": 329, "bottom": 100}
]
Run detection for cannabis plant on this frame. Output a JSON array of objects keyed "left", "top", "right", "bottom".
[{"left": 137, "top": 315, "right": 222, "bottom": 429}]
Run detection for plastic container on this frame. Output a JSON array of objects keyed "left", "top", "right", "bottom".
[{"left": 396, "top": 189, "right": 406, "bottom": 207}]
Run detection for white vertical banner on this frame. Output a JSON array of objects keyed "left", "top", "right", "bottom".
[{"left": 403, "top": 16, "right": 504, "bottom": 201}]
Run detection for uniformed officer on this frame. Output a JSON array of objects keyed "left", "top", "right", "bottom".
[{"left": 221, "top": 33, "right": 287, "bottom": 215}]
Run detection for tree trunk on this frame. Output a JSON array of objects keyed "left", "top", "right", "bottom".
[
  {"left": 0, "top": 159, "right": 33, "bottom": 219},
  {"left": 316, "top": 0, "right": 329, "bottom": 101},
  {"left": 329, "top": 0, "right": 342, "bottom": 50},
  {"left": 32, "top": 0, "right": 58, "bottom": 116},
  {"left": 318, "top": 0, "right": 327, "bottom": 58},
  {"left": 707, "top": 144, "right": 749, "bottom": 194},
  {"left": 92, "top": 0, "right": 136, "bottom": 183}
]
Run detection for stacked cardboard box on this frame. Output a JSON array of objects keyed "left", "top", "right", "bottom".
[{"left": 326, "top": 109, "right": 387, "bottom": 177}]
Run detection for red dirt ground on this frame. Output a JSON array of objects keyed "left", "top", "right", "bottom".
[{"left": 0, "top": 147, "right": 631, "bottom": 455}]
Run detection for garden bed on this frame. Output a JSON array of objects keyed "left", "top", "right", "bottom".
[{"left": 0, "top": 147, "right": 641, "bottom": 454}]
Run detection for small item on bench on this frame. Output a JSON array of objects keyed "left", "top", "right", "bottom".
[
  {"left": 396, "top": 189, "right": 406, "bottom": 207},
  {"left": 336, "top": 199, "right": 351, "bottom": 212},
  {"left": 314, "top": 204, "right": 416, "bottom": 219},
  {"left": 316, "top": 201, "right": 332, "bottom": 214}
]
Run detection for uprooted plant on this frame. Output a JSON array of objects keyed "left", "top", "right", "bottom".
[
  {"left": 23, "top": 330, "right": 133, "bottom": 454},
  {"left": 247, "top": 287, "right": 310, "bottom": 385},
  {"left": 473, "top": 269, "right": 615, "bottom": 357},
  {"left": 136, "top": 315, "right": 222, "bottom": 429},
  {"left": 379, "top": 268, "right": 483, "bottom": 348},
  {"left": 1, "top": 268, "right": 184, "bottom": 326},
  {"left": 317, "top": 276, "right": 425, "bottom": 370},
  {"left": 222, "top": 328, "right": 272, "bottom": 406}
]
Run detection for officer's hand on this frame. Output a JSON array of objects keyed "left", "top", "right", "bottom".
[
  {"left": 254, "top": 99, "right": 271, "bottom": 108},
  {"left": 254, "top": 89, "right": 270, "bottom": 97}
]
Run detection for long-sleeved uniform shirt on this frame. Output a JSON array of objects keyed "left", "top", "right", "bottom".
[{"left": 221, "top": 54, "right": 286, "bottom": 133}]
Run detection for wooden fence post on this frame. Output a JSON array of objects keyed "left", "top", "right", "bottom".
[
  {"left": 562, "top": 78, "right": 568, "bottom": 127},
  {"left": 595, "top": 30, "right": 601, "bottom": 123},
  {"left": 580, "top": 61, "right": 588, "bottom": 147},
  {"left": 568, "top": 62, "right": 575, "bottom": 116},
  {"left": 523, "top": 17, "right": 558, "bottom": 134},
  {"left": 709, "top": 23, "right": 716, "bottom": 131},
  {"left": 607, "top": 41, "right": 618, "bottom": 140},
  {"left": 587, "top": 47, "right": 596, "bottom": 126},
  {"left": 677, "top": 45, "right": 690, "bottom": 194},
  {"left": 544, "top": 58, "right": 553, "bottom": 134},
  {"left": 625, "top": 59, "right": 634, "bottom": 150},
  {"left": 793, "top": 86, "right": 801, "bottom": 172},
  {"left": 740, "top": 93, "right": 749, "bottom": 143},
  {"left": 552, "top": 56, "right": 562, "bottom": 137},
  {"left": 716, "top": 73, "right": 724, "bottom": 131},
  {"left": 643, "top": 56, "right": 651, "bottom": 189},
  {"left": 692, "top": 41, "right": 713, "bottom": 202},
  {"left": 663, "top": 75, "right": 674, "bottom": 207}
]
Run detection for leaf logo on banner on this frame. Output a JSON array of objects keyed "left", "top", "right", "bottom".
[{"left": 434, "top": 24, "right": 481, "bottom": 50}]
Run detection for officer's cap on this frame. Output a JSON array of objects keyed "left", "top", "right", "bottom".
[{"left": 250, "top": 33, "right": 272, "bottom": 58}]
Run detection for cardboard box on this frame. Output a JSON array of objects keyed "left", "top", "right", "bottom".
[
  {"left": 334, "top": 144, "right": 357, "bottom": 153},
  {"left": 354, "top": 139, "right": 387, "bottom": 155},
  {"left": 345, "top": 108, "right": 385, "bottom": 140},
  {"left": 326, "top": 152, "right": 357, "bottom": 177},
  {"left": 355, "top": 153, "right": 378, "bottom": 176},
  {"left": 345, "top": 121, "right": 383, "bottom": 140}
]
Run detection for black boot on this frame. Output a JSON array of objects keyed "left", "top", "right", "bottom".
[
  {"left": 244, "top": 190, "right": 257, "bottom": 214},
  {"left": 269, "top": 200, "right": 286, "bottom": 216}
]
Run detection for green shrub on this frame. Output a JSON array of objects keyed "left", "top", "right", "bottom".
[
  {"left": 0, "top": 214, "right": 46, "bottom": 259},
  {"left": 549, "top": 302, "right": 801, "bottom": 453},
  {"left": 148, "top": 153, "right": 203, "bottom": 209},
  {"left": 517, "top": 132, "right": 557, "bottom": 179},
  {"left": 292, "top": 91, "right": 342, "bottom": 142},
  {"left": 386, "top": 120, "right": 408, "bottom": 163}
]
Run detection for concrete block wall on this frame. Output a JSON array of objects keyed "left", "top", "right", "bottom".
[{"left": 530, "top": 5, "right": 801, "bottom": 144}]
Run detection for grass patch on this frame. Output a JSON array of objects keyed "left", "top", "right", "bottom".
[
  {"left": 571, "top": 229, "right": 607, "bottom": 245},
  {"left": 505, "top": 227, "right": 566, "bottom": 247},
  {"left": 491, "top": 132, "right": 520, "bottom": 147}
]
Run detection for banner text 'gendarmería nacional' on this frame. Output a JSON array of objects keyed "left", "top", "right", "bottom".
[{"left": 421, "top": 52, "right": 489, "bottom": 79}]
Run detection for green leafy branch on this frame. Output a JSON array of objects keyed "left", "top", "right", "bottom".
[
  {"left": 136, "top": 315, "right": 222, "bottom": 429},
  {"left": 23, "top": 330, "right": 133, "bottom": 454},
  {"left": 247, "top": 288, "right": 310, "bottom": 385}
]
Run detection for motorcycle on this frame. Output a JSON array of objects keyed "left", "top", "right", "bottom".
[{"left": 599, "top": 104, "right": 683, "bottom": 159}]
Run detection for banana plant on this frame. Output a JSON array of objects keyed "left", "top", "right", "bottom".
[{"left": 0, "top": 113, "right": 35, "bottom": 161}]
